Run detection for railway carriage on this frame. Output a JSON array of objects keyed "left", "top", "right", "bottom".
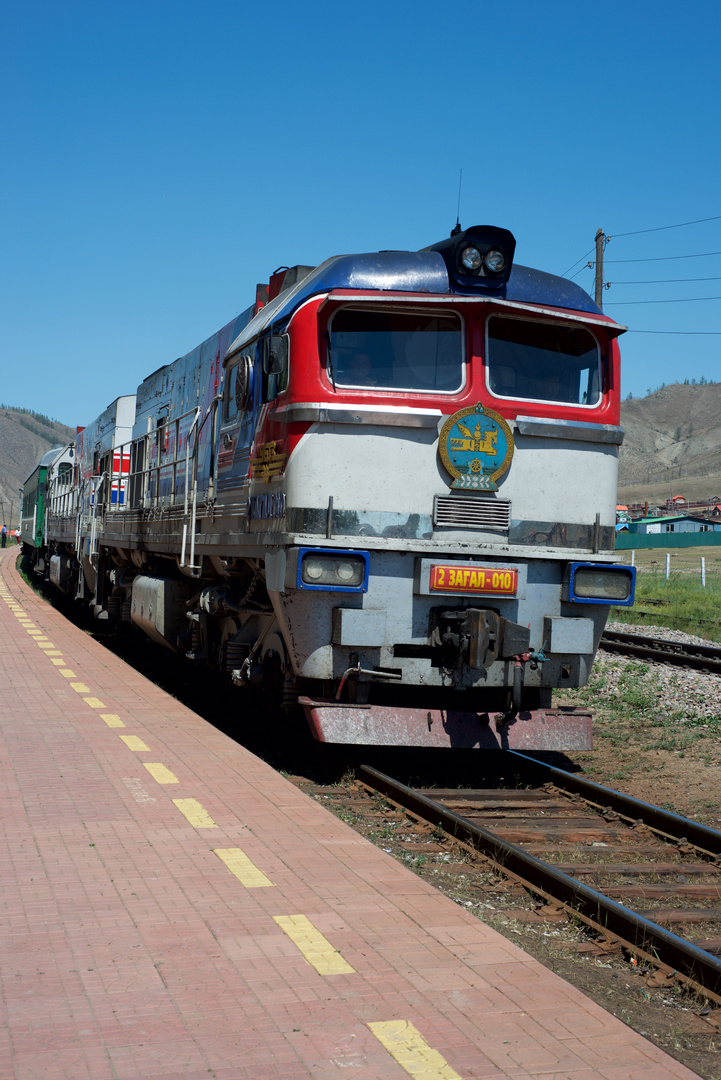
[{"left": 30, "top": 223, "right": 635, "bottom": 749}]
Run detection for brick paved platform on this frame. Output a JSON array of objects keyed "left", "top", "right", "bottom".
[{"left": 0, "top": 548, "right": 699, "bottom": 1080}]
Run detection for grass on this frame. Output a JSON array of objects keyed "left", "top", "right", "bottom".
[{"left": 610, "top": 567, "right": 721, "bottom": 641}]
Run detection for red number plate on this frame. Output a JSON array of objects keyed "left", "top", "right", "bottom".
[{"left": 429, "top": 564, "right": 518, "bottom": 596}]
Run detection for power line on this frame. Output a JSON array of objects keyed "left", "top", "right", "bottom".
[
  {"left": 610, "top": 276, "right": 721, "bottom": 284},
  {"left": 606, "top": 295, "right": 721, "bottom": 305},
  {"left": 610, "top": 214, "right": 721, "bottom": 238},
  {"left": 627, "top": 329, "right": 721, "bottom": 335},
  {"left": 606, "top": 249, "right": 721, "bottom": 264},
  {"left": 560, "top": 247, "right": 595, "bottom": 278}
]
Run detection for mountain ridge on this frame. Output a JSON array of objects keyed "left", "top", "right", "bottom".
[{"left": 0, "top": 384, "right": 718, "bottom": 527}]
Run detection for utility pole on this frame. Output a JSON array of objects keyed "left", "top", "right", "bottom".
[{"left": 594, "top": 228, "right": 605, "bottom": 309}]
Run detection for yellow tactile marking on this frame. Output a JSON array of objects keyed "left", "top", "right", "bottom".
[
  {"left": 70, "top": 682, "right": 91, "bottom": 693},
  {"left": 143, "top": 762, "right": 179, "bottom": 784},
  {"left": 272, "top": 914, "right": 355, "bottom": 975},
  {"left": 367, "top": 1021, "right": 463, "bottom": 1080},
  {"left": 59, "top": 669, "right": 78, "bottom": 678},
  {"left": 214, "top": 848, "right": 275, "bottom": 888},
  {"left": 172, "top": 798, "right": 217, "bottom": 828},
  {"left": 120, "top": 735, "right": 151, "bottom": 752},
  {"left": 50, "top": 658, "right": 66, "bottom": 666},
  {"left": 39, "top": 648, "right": 61, "bottom": 655},
  {"left": 82, "top": 697, "right": 106, "bottom": 709},
  {"left": 101, "top": 714, "right": 125, "bottom": 727}
]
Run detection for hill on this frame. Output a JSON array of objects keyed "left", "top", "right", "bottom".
[
  {"left": 618, "top": 382, "right": 721, "bottom": 506},
  {"left": 1, "top": 385, "right": 719, "bottom": 527},
  {"left": 0, "top": 407, "right": 76, "bottom": 529}
]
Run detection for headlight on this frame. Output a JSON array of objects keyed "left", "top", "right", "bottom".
[
  {"left": 484, "top": 249, "right": 506, "bottom": 273},
  {"left": 568, "top": 563, "right": 636, "bottom": 605},
  {"left": 459, "top": 245, "right": 482, "bottom": 271},
  {"left": 298, "top": 549, "right": 369, "bottom": 591}
]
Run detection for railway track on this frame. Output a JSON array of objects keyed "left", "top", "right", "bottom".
[
  {"left": 301, "top": 754, "right": 721, "bottom": 1017},
  {"left": 600, "top": 628, "right": 721, "bottom": 672}
]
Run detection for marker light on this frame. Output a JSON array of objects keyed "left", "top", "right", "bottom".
[
  {"left": 460, "top": 246, "right": 483, "bottom": 271},
  {"left": 567, "top": 563, "right": 636, "bottom": 606}
]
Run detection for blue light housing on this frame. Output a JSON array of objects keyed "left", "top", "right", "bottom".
[
  {"left": 567, "top": 563, "right": 636, "bottom": 606},
  {"left": 297, "top": 548, "right": 370, "bottom": 592}
]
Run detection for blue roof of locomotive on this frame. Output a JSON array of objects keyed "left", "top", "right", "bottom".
[{"left": 227, "top": 246, "right": 609, "bottom": 359}]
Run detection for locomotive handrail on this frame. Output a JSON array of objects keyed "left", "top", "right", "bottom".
[{"left": 180, "top": 407, "right": 201, "bottom": 568}]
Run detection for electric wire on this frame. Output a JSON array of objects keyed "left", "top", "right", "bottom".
[
  {"left": 610, "top": 214, "right": 721, "bottom": 239},
  {"left": 607, "top": 250, "right": 721, "bottom": 263},
  {"left": 627, "top": 329, "right": 721, "bottom": 335},
  {"left": 610, "top": 277, "right": 721, "bottom": 284},
  {"left": 560, "top": 247, "right": 594, "bottom": 278},
  {"left": 606, "top": 295, "right": 721, "bottom": 305}
]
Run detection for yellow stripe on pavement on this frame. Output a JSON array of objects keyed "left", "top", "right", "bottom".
[
  {"left": 367, "top": 1021, "right": 463, "bottom": 1080},
  {"left": 82, "top": 697, "right": 106, "bottom": 708},
  {"left": 59, "top": 669, "right": 77, "bottom": 678},
  {"left": 214, "top": 848, "right": 275, "bottom": 888},
  {"left": 101, "top": 714, "right": 125, "bottom": 727},
  {"left": 50, "top": 658, "right": 67, "bottom": 666},
  {"left": 172, "top": 799, "right": 217, "bottom": 828},
  {"left": 120, "top": 735, "right": 151, "bottom": 752},
  {"left": 272, "top": 914, "right": 354, "bottom": 975},
  {"left": 70, "top": 682, "right": 90, "bottom": 693},
  {"left": 143, "top": 762, "right": 179, "bottom": 784}
]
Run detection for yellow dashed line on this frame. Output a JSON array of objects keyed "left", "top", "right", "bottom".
[
  {"left": 143, "top": 762, "right": 179, "bottom": 784},
  {"left": 119, "top": 735, "right": 151, "bottom": 752},
  {"left": 367, "top": 1021, "right": 462, "bottom": 1080},
  {"left": 101, "top": 714, "right": 125, "bottom": 727},
  {"left": 272, "top": 914, "right": 355, "bottom": 975},
  {"left": 50, "top": 658, "right": 66, "bottom": 666},
  {"left": 214, "top": 848, "right": 275, "bottom": 888},
  {"left": 82, "top": 697, "right": 105, "bottom": 708},
  {"left": 70, "top": 682, "right": 91, "bottom": 693},
  {"left": 173, "top": 798, "right": 216, "bottom": 828},
  {"left": 59, "top": 669, "right": 78, "bottom": 678}
]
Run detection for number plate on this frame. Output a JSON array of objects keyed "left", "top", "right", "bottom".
[{"left": 429, "top": 564, "right": 518, "bottom": 596}]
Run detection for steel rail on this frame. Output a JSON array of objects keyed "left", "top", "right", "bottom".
[
  {"left": 507, "top": 751, "right": 721, "bottom": 859},
  {"left": 600, "top": 629, "right": 721, "bottom": 673},
  {"left": 358, "top": 763, "right": 721, "bottom": 1002}
]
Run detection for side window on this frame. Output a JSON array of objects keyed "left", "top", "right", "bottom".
[
  {"left": 224, "top": 353, "right": 254, "bottom": 418},
  {"left": 224, "top": 360, "right": 240, "bottom": 422},
  {"left": 260, "top": 333, "right": 289, "bottom": 402}
]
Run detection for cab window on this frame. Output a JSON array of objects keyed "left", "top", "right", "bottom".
[
  {"left": 328, "top": 308, "right": 464, "bottom": 393},
  {"left": 486, "top": 315, "right": 601, "bottom": 406}
]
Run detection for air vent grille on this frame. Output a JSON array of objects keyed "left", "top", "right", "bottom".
[{"left": 433, "top": 494, "right": 511, "bottom": 531}]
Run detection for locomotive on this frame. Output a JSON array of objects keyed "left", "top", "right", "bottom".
[{"left": 21, "top": 223, "right": 635, "bottom": 750}]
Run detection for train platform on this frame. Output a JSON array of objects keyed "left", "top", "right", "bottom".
[{"left": 0, "top": 546, "right": 699, "bottom": 1080}]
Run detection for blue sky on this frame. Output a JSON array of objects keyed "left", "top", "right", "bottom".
[{"left": 2, "top": 0, "right": 720, "bottom": 427}]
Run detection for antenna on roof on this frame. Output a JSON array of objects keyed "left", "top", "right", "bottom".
[{"left": 451, "top": 169, "right": 462, "bottom": 236}]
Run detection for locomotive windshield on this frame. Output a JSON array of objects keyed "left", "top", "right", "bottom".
[
  {"left": 486, "top": 315, "right": 600, "bottom": 406},
  {"left": 329, "top": 308, "right": 463, "bottom": 392}
]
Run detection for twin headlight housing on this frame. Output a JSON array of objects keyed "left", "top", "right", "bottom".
[
  {"left": 426, "top": 225, "right": 516, "bottom": 288},
  {"left": 297, "top": 548, "right": 369, "bottom": 592}
]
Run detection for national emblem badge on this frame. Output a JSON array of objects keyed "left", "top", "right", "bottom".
[{"left": 438, "top": 403, "right": 514, "bottom": 491}]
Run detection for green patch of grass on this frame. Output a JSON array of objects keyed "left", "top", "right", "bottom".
[{"left": 611, "top": 572, "right": 721, "bottom": 641}]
